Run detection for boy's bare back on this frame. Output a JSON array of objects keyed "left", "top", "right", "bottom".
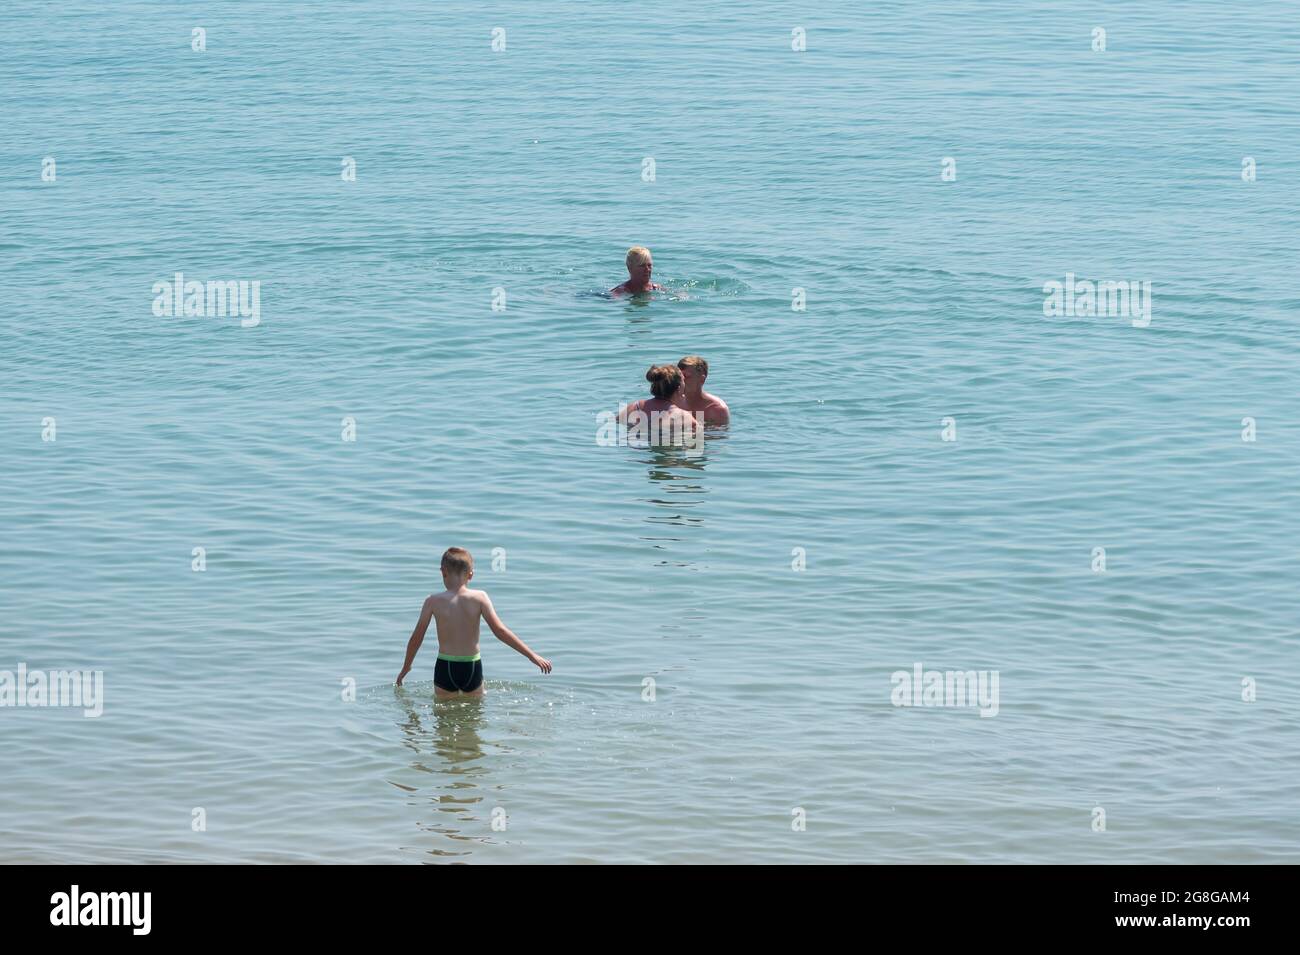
[{"left": 426, "top": 588, "right": 492, "bottom": 657}]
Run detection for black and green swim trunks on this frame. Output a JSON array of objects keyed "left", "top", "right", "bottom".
[{"left": 434, "top": 652, "right": 483, "bottom": 692}]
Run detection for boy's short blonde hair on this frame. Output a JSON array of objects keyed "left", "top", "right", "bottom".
[
  {"left": 441, "top": 547, "right": 473, "bottom": 577},
  {"left": 626, "top": 246, "right": 652, "bottom": 267}
]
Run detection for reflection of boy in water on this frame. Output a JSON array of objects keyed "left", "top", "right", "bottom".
[
  {"left": 672, "top": 355, "right": 730, "bottom": 425},
  {"left": 610, "top": 246, "right": 663, "bottom": 296}
]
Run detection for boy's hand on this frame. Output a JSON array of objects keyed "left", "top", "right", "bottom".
[
  {"left": 533, "top": 656, "right": 552, "bottom": 674},
  {"left": 395, "top": 668, "right": 410, "bottom": 686}
]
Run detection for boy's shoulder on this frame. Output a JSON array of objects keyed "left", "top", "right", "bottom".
[{"left": 429, "top": 588, "right": 488, "bottom": 600}]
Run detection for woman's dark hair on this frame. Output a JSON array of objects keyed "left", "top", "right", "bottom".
[{"left": 646, "top": 364, "right": 683, "bottom": 400}]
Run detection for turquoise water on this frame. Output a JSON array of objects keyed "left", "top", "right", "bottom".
[{"left": 2, "top": 1, "right": 1298, "bottom": 863}]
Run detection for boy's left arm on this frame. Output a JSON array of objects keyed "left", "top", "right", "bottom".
[{"left": 395, "top": 597, "right": 434, "bottom": 686}]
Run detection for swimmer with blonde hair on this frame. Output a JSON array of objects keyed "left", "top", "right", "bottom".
[
  {"left": 610, "top": 246, "right": 663, "bottom": 296},
  {"left": 672, "top": 355, "right": 729, "bottom": 425}
]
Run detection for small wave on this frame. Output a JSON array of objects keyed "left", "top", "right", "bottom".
[
  {"left": 672, "top": 276, "right": 751, "bottom": 296},
  {"left": 574, "top": 277, "right": 750, "bottom": 302}
]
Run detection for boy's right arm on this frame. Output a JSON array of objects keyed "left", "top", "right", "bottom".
[
  {"left": 395, "top": 597, "right": 434, "bottom": 686},
  {"left": 479, "top": 593, "right": 552, "bottom": 674}
]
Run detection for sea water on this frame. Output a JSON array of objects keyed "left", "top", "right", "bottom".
[{"left": 1, "top": 1, "right": 1297, "bottom": 863}]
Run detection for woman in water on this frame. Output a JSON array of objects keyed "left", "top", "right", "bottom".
[{"left": 620, "top": 364, "right": 699, "bottom": 447}]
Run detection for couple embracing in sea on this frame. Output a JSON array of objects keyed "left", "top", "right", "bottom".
[{"left": 603, "top": 354, "right": 729, "bottom": 450}]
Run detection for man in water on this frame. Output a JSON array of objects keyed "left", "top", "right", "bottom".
[
  {"left": 672, "top": 355, "right": 729, "bottom": 425},
  {"left": 610, "top": 246, "right": 663, "bottom": 296}
]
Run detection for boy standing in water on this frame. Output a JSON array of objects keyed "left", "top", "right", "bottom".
[
  {"left": 395, "top": 547, "right": 551, "bottom": 699},
  {"left": 673, "top": 355, "right": 730, "bottom": 425},
  {"left": 610, "top": 246, "right": 663, "bottom": 296}
]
